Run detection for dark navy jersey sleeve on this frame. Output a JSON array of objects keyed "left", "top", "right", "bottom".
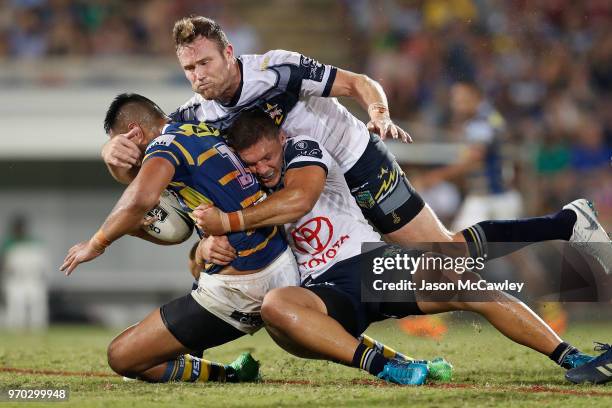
[
  {"left": 284, "top": 136, "right": 332, "bottom": 174},
  {"left": 265, "top": 50, "right": 338, "bottom": 98}
]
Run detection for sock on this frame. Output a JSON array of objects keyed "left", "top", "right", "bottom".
[
  {"left": 549, "top": 342, "right": 579, "bottom": 369},
  {"left": 160, "top": 354, "right": 228, "bottom": 382},
  {"left": 359, "top": 334, "right": 412, "bottom": 361},
  {"left": 462, "top": 209, "right": 576, "bottom": 260},
  {"left": 351, "top": 343, "right": 389, "bottom": 376}
]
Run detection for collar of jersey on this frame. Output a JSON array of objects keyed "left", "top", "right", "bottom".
[{"left": 221, "top": 58, "right": 244, "bottom": 108}]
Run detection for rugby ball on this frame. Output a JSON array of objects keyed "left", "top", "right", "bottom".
[{"left": 145, "top": 189, "right": 194, "bottom": 243}]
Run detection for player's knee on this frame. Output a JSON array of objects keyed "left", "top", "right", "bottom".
[
  {"left": 106, "top": 337, "right": 134, "bottom": 377},
  {"left": 261, "top": 288, "right": 292, "bottom": 328}
]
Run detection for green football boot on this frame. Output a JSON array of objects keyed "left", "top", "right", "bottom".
[
  {"left": 426, "top": 357, "right": 453, "bottom": 382},
  {"left": 226, "top": 352, "right": 260, "bottom": 382},
  {"left": 410, "top": 357, "right": 453, "bottom": 382}
]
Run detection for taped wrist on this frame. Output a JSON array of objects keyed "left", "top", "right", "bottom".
[
  {"left": 221, "top": 210, "right": 245, "bottom": 232},
  {"left": 368, "top": 102, "right": 390, "bottom": 118},
  {"left": 91, "top": 229, "right": 111, "bottom": 251}
]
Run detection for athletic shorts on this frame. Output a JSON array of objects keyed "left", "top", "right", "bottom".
[
  {"left": 302, "top": 245, "right": 424, "bottom": 337},
  {"left": 344, "top": 133, "right": 425, "bottom": 234},
  {"left": 191, "top": 247, "right": 299, "bottom": 334},
  {"left": 160, "top": 293, "right": 245, "bottom": 351}
]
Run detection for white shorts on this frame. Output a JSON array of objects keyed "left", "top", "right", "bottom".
[{"left": 191, "top": 247, "right": 299, "bottom": 334}]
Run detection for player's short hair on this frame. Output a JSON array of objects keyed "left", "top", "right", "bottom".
[
  {"left": 189, "top": 241, "right": 198, "bottom": 261},
  {"left": 226, "top": 108, "right": 281, "bottom": 152},
  {"left": 173, "top": 16, "right": 229, "bottom": 52},
  {"left": 103, "top": 93, "right": 166, "bottom": 135}
]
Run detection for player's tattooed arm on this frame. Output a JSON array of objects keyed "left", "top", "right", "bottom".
[
  {"left": 193, "top": 165, "right": 326, "bottom": 235},
  {"left": 101, "top": 127, "right": 142, "bottom": 184},
  {"left": 61, "top": 157, "right": 174, "bottom": 275},
  {"left": 329, "top": 69, "right": 412, "bottom": 143}
]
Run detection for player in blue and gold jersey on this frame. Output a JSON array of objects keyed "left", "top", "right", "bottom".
[
  {"left": 142, "top": 117, "right": 286, "bottom": 274},
  {"left": 61, "top": 93, "right": 299, "bottom": 383}
]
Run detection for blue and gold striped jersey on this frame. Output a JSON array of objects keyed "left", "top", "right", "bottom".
[{"left": 143, "top": 121, "right": 287, "bottom": 274}]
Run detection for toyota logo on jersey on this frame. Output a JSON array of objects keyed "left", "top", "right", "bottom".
[{"left": 291, "top": 217, "right": 334, "bottom": 255}]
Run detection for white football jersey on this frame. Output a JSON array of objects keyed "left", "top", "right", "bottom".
[
  {"left": 172, "top": 49, "right": 369, "bottom": 173},
  {"left": 277, "top": 136, "right": 381, "bottom": 282}
]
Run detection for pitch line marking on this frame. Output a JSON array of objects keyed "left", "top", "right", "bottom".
[{"left": 1, "top": 367, "right": 611, "bottom": 396}]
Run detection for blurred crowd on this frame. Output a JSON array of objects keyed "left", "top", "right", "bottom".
[
  {"left": 0, "top": 0, "right": 260, "bottom": 57},
  {"left": 343, "top": 0, "right": 611, "bottom": 221},
  {"left": 1, "top": 0, "right": 610, "bottom": 222}
]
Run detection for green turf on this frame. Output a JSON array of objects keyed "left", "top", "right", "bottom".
[{"left": 0, "top": 320, "right": 610, "bottom": 407}]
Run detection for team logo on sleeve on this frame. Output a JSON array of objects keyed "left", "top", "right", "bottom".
[
  {"left": 299, "top": 55, "right": 325, "bottom": 82},
  {"left": 290, "top": 140, "right": 323, "bottom": 159}
]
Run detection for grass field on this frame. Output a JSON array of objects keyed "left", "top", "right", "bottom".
[{"left": 0, "top": 319, "right": 610, "bottom": 407}]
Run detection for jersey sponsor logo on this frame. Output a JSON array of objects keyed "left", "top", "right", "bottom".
[
  {"left": 289, "top": 139, "right": 323, "bottom": 160},
  {"left": 299, "top": 55, "right": 325, "bottom": 82},
  {"left": 292, "top": 216, "right": 333, "bottom": 255},
  {"left": 291, "top": 216, "right": 350, "bottom": 271},
  {"left": 297, "top": 234, "right": 350, "bottom": 271},
  {"left": 147, "top": 134, "right": 175, "bottom": 149}
]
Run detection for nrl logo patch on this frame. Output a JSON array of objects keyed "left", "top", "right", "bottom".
[{"left": 355, "top": 190, "right": 376, "bottom": 209}]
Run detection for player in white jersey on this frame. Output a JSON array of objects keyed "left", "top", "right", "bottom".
[
  {"left": 194, "top": 108, "right": 610, "bottom": 385},
  {"left": 102, "top": 16, "right": 611, "bottom": 273}
]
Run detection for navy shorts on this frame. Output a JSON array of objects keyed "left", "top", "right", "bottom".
[
  {"left": 302, "top": 245, "right": 424, "bottom": 337},
  {"left": 344, "top": 133, "right": 425, "bottom": 234}
]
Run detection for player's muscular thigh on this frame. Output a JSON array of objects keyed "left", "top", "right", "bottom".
[{"left": 385, "top": 204, "right": 465, "bottom": 244}]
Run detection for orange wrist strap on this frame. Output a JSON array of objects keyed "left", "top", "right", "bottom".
[
  {"left": 91, "top": 229, "right": 112, "bottom": 251},
  {"left": 226, "top": 211, "right": 245, "bottom": 232}
]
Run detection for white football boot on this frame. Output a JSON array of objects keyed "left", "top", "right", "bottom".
[{"left": 563, "top": 199, "right": 612, "bottom": 274}]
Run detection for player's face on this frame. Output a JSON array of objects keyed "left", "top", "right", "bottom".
[
  {"left": 177, "top": 36, "right": 235, "bottom": 101},
  {"left": 237, "top": 135, "right": 285, "bottom": 189}
]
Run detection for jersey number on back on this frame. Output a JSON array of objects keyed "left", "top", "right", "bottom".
[{"left": 215, "top": 143, "right": 255, "bottom": 189}]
